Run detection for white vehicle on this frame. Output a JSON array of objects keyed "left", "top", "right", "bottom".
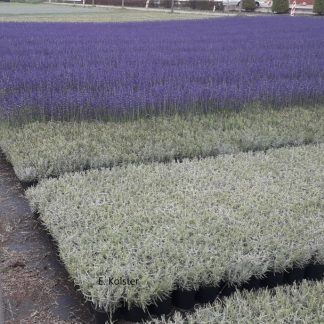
[{"left": 223, "top": 0, "right": 261, "bottom": 7}]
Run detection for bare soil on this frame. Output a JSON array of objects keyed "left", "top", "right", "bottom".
[{"left": 0, "top": 152, "right": 95, "bottom": 324}]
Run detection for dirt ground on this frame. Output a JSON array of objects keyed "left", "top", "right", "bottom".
[{"left": 0, "top": 152, "right": 95, "bottom": 324}]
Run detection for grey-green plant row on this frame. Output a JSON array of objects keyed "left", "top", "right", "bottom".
[
  {"left": 26, "top": 144, "right": 324, "bottom": 313},
  {"left": 147, "top": 280, "right": 324, "bottom": 324},
  {"left": 1, "top": 105, "right": 323, "bottom": 182}
]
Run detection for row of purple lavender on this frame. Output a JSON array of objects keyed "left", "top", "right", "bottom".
[{"left": 1, "top": 17, "right": 324, "bottom": 123}]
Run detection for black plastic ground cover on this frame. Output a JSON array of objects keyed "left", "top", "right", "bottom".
[
  {"left": 20, "top": 180, "right": 38, "bottom": 190},
  {"left": 89, "top": 263, "right": 324, "bottom": 323}
]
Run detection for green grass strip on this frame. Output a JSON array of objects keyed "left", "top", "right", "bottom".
[
  {"left": 26, "top": 144, "right": 324, "bottom": 312},
  {"left": 0, "top": 4, "right": 213, "bottom": 22},
  {"left": 1, "top": 106, "right": 323, "bottom": 182},
  {"left": 147, "top": 280, "right": 324, "bottom": 323}
]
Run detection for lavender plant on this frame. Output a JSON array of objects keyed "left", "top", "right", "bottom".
[
  {"left": 1, "top": 17, "right": 324, "bottom": 124},
  {"left": 26, "top": 144, "right": 324, "bottom": 313},
  {"left": 1, "top": 106, "right": 323, "bottom": 182}
]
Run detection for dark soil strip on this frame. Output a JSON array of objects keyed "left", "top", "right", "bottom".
[{"left": 0, "top": 152, "right": 95, "bottom": 324}]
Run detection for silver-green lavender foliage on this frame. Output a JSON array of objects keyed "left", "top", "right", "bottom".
[
  {"left": 147, "top": 280, "right": 324, "bottom": 324},
  {"left": 1, "top": 106, "right": 323, "bottom": 182},
  {"left": 26, "top": 144, "right": 324, "bottom": 312}
]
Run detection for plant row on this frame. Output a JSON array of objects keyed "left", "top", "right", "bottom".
[
  {"left": 146, "top": 280, "right": 324, "bottom": 324},
  {"left": 0, "top": 105, "right": 323, "bottom": 183},
  {"left": 1, "top": 17, "right": 324, "bottom": 124},
  {"left": 91, "top": 263, "right": 324, "bottom": 322},
  {"left": 26, "top": 143, "right": 324, "bottom": 316}
]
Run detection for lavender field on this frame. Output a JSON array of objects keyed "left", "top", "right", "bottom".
[
  {"left": 1, "top": 12, "right": 324, "bottom": 323},
  {"left": 1, "top": 16, "right": 324, "bottom": 124}
]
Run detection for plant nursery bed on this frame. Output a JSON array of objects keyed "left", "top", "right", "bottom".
[
  {"left": 1, "top": 105, "right": 323, "bottom": 183},
  {"left": 89, "top": 263, "right": 324, "bottom": 323},
  {"left": 90, "top": 262, "right": 324, "bottom": 323},
  {"left": 26, "top": 144, "right": 324, "bottom": 322}
]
